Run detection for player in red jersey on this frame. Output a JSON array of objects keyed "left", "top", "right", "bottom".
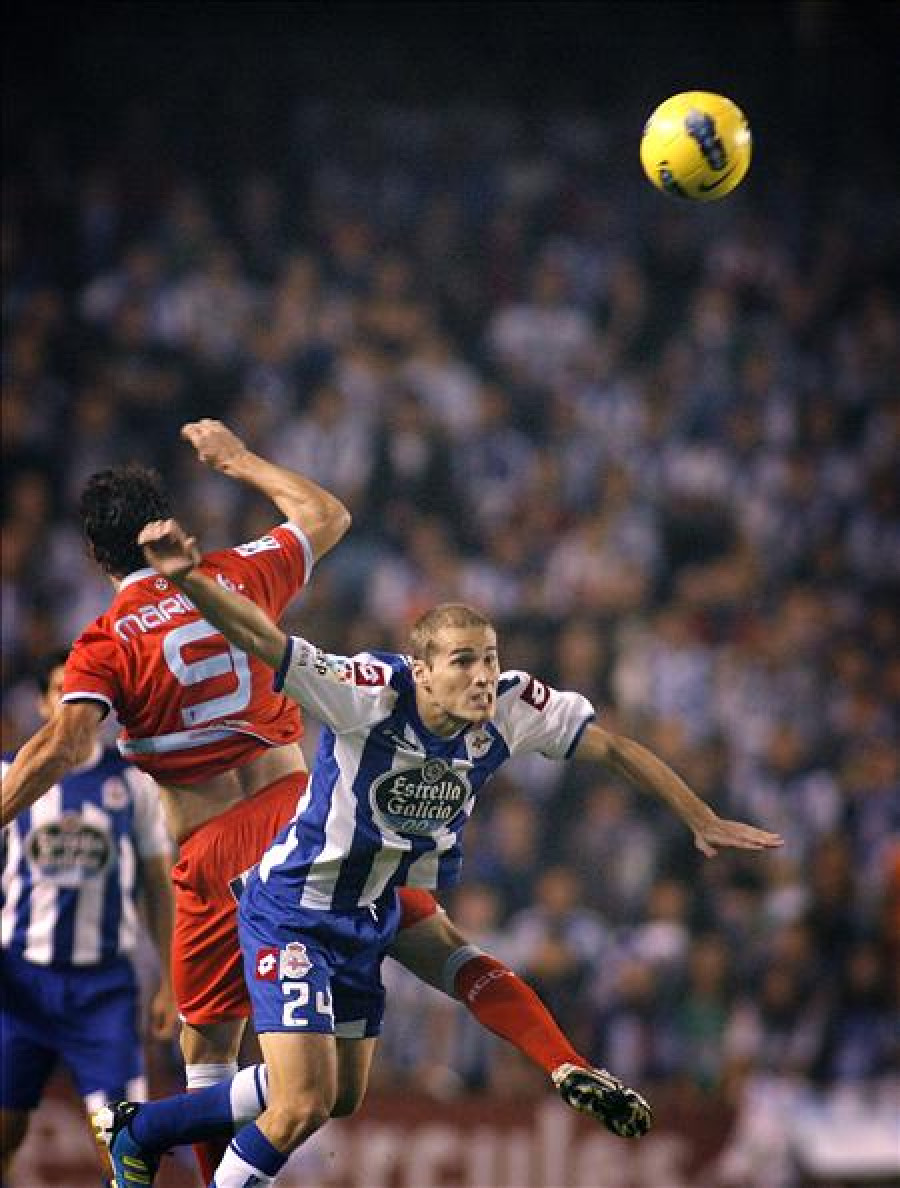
[{"left": 1, "top": 419, "right": 352, "bottom": 1179}]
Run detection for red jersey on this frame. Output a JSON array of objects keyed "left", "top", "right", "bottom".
[{"left": 61, "top": 523, "right": 312, "bottom": 784}]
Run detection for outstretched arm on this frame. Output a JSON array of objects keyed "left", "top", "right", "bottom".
[
  {"left": 139, "top": 519, "right": 288, "bottom": 670},
  {"left": 181, "top": 419, "right": 352, "bottom": 563},
  {"left": 574, "top": 722, "right": 783, "bottom": 857},
  {"left": 1, "top": 701, "right": 105, "bottom": 827}
]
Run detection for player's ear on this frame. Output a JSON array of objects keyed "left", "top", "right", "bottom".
[{"left": 411, "top": 658, "right": 430, "bottom": 690}]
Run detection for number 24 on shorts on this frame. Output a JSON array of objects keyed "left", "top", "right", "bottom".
[{"left": 282, "top": 983, "right": 334, "bottom": 1028}]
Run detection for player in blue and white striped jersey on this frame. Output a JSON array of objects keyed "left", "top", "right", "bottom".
[
  {"left": 91, "top": 519, "right": 781, "bottom": 1188},
  {"left": 0, "top": 651, "right": 176, "bottom": 1179},
  {"left": 254, "top": 637, "right": 594, "bottom": 912}
]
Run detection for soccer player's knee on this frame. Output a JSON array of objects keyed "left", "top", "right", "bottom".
[{"left": 266, "top": 1092, "right": 333, "bottom": 1147}]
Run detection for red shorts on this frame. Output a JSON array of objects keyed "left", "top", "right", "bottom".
[
  {"left": 396, "top": 887, "right": 441, "bottom": 930},
  {"left": 171, "top": 773, "right": 306, "bottom": 1026}
]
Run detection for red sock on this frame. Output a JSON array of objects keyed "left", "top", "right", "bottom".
[
  {"left": 453, "top": 953, "right": 590, "bottom": 1077},
  {"left": 192, "top": 1135, "right": 229, "bottom": 1183}
]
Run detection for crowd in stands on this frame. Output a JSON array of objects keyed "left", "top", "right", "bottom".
[{"left": 3, "top": 82, "right": 897, "bottom": 1167}]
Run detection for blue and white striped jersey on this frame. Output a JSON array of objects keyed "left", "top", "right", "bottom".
[
  {"left": 1, "top": 747, "right": 171, "bottom": 965},
  {"left": 257, "top": 639, "right": 595, "bottom": 911}
]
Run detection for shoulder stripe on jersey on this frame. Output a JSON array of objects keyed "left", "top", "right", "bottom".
[
  {"left": 565, "top": 713, "right": 596, "bottom": 759},
  {"left": 281, "top": 522, "right": 315, "bottom": 581},
  {"left": 61, "top": 692, "right": 113, "bottom": 715},
  {"left": 497, "top": 676, "right": 521, "bottom": 696},
  {"left": 119, "top": 722, "right": 280, "bottom": 756},
  {"left": 274, "top": 637, "right": 296, "bottom": 693}
]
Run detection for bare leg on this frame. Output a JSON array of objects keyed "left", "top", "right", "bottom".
[
  {"left": 180, "top": 1018, "right": 247, "bottom": 1069},
  {"left": 180, "top": 1018, "right": 247, "bottom": 1180},
  {"left": 254, "top": 1031, "right": 336, "bottom": 1151},
  {"left": 332, "top": 1037, "right": 378, "bottom": 1117}
]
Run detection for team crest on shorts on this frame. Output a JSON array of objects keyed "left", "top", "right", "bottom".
[{"left": 280, "top": 942, "right": 312, "bottom": 979}]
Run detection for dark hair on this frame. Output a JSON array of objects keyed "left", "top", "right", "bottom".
[
  {"left": 79, "top": 463, "right": 172, "bottom": 577},
  {"left": 35, "top": 648, "right": 71, "bottom": 694}
]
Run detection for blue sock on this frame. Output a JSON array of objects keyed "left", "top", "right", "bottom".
[
  {"left": 130, "top": 1080, "right": 233, "bottom": 1150},
  {"left": 223, "top": 1122, "right": 288, "bottom": 1179}
]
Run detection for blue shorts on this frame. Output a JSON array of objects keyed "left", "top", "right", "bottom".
[
  {"left": 0, "top": 947, "right": 143, "bottom": 1109},
  {"left": 238, "top": 874, "right": 402, "bottom": 1038}
]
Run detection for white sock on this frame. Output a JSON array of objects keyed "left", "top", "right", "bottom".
[
  {"left": 229, "top": 1064, "right": 269, "bottom": 1129},
  {"left": 186, "top": 1061, "right": 239, "bottom": 1090},
  {"left": 441, "top": 943, "right": 484, "bottom": 995},
  {"left": 211, "top": 1141, "right": 277, "bottom": 1188}
]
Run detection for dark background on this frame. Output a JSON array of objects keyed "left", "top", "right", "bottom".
[{"left": 5, "top": 1, "right": 899, "bottom": 179}]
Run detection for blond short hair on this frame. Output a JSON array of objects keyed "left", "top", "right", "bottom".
[{"left": 409, "top": 603, "right": 494, "bottom": 663}]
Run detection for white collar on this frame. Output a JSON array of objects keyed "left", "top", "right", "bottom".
[{"left": 118, "top": 567, "right": 158, "bottom": 590}]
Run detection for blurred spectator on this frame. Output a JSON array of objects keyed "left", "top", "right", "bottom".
[
  {"left": 814, "top": 939, "right": 898, "bottom": 1084},
  {"left": 507, "top": 866, "right": 610, "bottom": 1044},
  {"left": 670, "top": 932, "right": 733, "bottom": 1092},
  {"left": 589, "top": 957, "right": 675, "bottom": 1087},
  {"left": 724, "top": 965, "right": 826, "bottom": 1083}
]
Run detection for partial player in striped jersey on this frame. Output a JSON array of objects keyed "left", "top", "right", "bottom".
[
  {"left": 0, "top": 651, "right": 175, "bottom": 1179},
  {"left": 90, "top": 520, "right": 781, "bottom": 1188}
]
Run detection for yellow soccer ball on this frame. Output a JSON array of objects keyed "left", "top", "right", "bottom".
[{"left": 640, "top": 91, "right": 752, "bottom": 201}]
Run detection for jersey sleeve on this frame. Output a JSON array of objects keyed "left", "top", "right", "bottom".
[
  {"left": 274, "top": 637, "right": 396, "bottom": 734},
  {"left": 124, "top": 768, "right": 173, "bottom": 860},
  {"left": 61, "top": 627, "right": 122, "bottom": 718},
  {"left": 215, "top": 523, "right": 314, "bottom": 619},
  {"left": 499, "top": 671, "right": 596, "bottom": 760}
]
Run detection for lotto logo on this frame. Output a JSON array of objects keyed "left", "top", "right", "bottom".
[
  {"left": 354, "top": 660, "right": 387, "bottom": 687},
  {"left": 522, "top": 676, "right": 550, "bottom": 711},
  {"left": 255, "top": 948, "right": 279, "bottom": 981}
]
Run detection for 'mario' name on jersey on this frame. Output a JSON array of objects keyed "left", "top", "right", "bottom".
[{"left": 255, "top": 639, "right": 594, "bottom": 911}]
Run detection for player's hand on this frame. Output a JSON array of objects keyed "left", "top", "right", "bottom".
[
  {"left": 138, "top": 519, "right": 202, "bottom": 580},
  {"left": 148, "top": 982, "right": 178, "bottom": 1041},
  {"left": 181, "top": 418, "right": 249, "bottom": 474},
  {"left": 692, "top": 816, "right": 784, "bottom": 858}
]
